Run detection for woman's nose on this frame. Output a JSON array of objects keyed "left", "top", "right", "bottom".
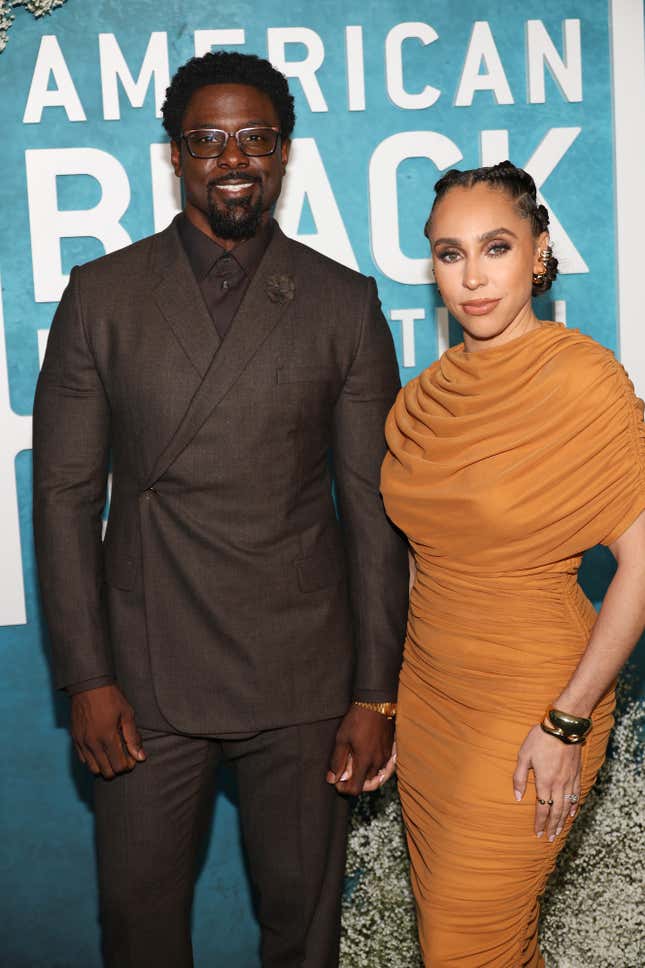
[{"left": 462, "top": 259, "right": 487, "bottom": 290}]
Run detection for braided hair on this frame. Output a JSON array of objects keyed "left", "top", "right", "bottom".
[{"left": 424, "top": 160, "right": 558, "bottom": 295}]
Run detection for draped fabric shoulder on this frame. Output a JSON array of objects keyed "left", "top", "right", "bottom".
[
  {"left": 380, "top": 323, "right": 644, "bottom": 967},
  {"left": 384, "top": 323, "right": 645, "bottom": 568}
]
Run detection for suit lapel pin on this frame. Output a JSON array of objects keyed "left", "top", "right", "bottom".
[{"left": 265, "top": 274, "right": 296, "bottom": 304}]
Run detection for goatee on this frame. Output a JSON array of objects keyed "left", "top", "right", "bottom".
[{"left": 206, "top": 181, "right": 264, "bottom": 241}]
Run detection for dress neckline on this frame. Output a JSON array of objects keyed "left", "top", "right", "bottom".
[{"left": 448, "top": 321, "right": 563, "bottom": 364}]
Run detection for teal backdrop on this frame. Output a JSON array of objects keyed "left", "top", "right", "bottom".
[{"left": 0, "top": 1, "right": 643, "bottom": 965}]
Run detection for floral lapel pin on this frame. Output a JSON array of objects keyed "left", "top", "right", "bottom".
[{"left": 265, "top": 273, "right": 296, "bottom": 304}]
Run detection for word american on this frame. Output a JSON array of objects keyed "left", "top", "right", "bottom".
[{"left": 22, "top": 19, "right": 583, "bottom": 123}]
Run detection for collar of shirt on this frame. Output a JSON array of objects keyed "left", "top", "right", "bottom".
[{"left": 177, "top": 213, "right": 274, "bottom": 283}]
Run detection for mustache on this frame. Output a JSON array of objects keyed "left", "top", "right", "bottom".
[{"left": 207, "top": 173, "right": 261, "bottom": 188}]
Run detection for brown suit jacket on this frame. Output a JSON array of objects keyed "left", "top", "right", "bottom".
[{"left": 33, "top": 218, "right": 408, "bottom": 734}]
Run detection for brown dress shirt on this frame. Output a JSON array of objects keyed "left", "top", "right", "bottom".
[{"left": 177, "top": 213, "right": 274, "bottom": 340}]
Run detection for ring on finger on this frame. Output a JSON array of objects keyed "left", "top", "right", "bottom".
[
  {"left": 536, "top": 797, "right": 554, "bottom": 807},
  {"left": 563, "top": 793, "right": 579, "bottom": 804}
]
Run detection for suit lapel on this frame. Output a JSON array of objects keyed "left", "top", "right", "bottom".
[
  {"left": 150, "top": 217, "right": 221, "bottom": 379},
  {"left": 144, "top": 224, "right": 296, "bottom": 488}
]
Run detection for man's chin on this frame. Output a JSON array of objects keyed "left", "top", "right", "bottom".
[{"left": 207, "top": 205, "right": 262, "bottom": 242}]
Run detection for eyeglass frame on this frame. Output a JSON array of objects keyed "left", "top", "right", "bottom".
[{"left": 181, "top": 125, "right": 283, "bottom": 159}]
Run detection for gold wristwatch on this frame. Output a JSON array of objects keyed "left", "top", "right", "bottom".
[{"left": 352, "top": 700, "right": 397, "bottom": 719}]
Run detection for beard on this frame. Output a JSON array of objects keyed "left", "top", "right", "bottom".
[{"left": 206, "top": 178, "right": 264, "bottom": 241}]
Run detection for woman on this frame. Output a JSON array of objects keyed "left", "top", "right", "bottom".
[{"left": 380, "top": 161, "right": 645, "bottom": 967}]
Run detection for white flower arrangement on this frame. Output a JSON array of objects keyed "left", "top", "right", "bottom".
[
  {"left": 341, "top": 675, "right": 644, "bottom": 968},
  {"left": 341, "top": 778, "right": 422, "bottom": 967},
  {"left": 0, "top": 1, "right": 12, "bottom": 50},
  {"left": 0, "top": 0, "right": 68, "bottom": 53}
]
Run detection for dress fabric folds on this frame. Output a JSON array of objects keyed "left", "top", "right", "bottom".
[{"left": 380, "top": 323, "right": 645, "bottom": 967}]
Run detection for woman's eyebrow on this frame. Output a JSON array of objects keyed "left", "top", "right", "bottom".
[
  {"left": 433, "top": 227, "right": 518, "bottom": 246},
  {"left": 478, "top": 227, "right": 518, "bottom": 242}
]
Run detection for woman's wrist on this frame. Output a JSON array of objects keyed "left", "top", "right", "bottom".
[{"left": 551, "top": 691, "right": 594, "bottom": 719}]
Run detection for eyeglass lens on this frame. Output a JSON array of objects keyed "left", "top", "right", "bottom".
[{"left": 184, "top": 128, "right": 279, "bottom": 158}]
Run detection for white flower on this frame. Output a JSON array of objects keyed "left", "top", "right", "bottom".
[
  {"left": 0, "top": 0, "right": 68, "bottom": 54},
  {"left": 0, "top": 1, "right": 15, "bottom": 54}
]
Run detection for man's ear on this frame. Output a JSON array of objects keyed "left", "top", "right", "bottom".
[
  {"left": 170, "top": 140, "right": 182, "bottom": 178},
  {"left": 280, "top": 137, "right": 291, "bottom": 173}
]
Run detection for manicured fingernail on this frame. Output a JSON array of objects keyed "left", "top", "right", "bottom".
[
  {"left": 514, "top": 789, "right": 522, "bottom": 802},
  {"left": 556, "top": 827, "right": 562, "bottom": 836},
  {"left": 340, "top": 770, "right": 349, "bottom": 781},
  {"left": 536, "top": 831, "right": 543, "bottom": 838},
  {"left": 548, "top": 834, "right": 555, "bottom": 842}
]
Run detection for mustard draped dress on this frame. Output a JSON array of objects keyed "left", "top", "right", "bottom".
[{"left": 380, "top": 323, "right": 645, "bottom": 967}]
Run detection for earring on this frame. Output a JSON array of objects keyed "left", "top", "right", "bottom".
[{"left": 533, "top": 243, "right": 552, "bottom": 285}]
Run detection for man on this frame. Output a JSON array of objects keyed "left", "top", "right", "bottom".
[{"left": 33, "top": 51, "right": 408, "bottom": 968}]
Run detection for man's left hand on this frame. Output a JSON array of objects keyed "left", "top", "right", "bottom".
[{"left": 326, "top": 705, "right": 396, "bottom": 795}]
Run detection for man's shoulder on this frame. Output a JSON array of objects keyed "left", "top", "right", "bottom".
[{"left": 73, "top": 221, "right": 174, "bottom": 282}]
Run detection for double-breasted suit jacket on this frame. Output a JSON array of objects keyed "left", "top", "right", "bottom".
[{"left": 33, "top": 217, "right": 409, "bottom": 735}]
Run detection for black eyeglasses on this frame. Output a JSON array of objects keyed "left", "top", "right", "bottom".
[{"left": 181, "top": 126, "right": 281, "bottom": 159}]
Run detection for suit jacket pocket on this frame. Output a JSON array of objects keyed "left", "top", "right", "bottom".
[{"left": 295, "top": 545, "right": 344, "bottom": 593}]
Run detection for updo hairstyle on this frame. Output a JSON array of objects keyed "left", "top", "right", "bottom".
[{"left": 424, "top": 160, "right": 559, "bottom": 295}]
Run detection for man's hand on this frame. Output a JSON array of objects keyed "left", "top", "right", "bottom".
[
  {"left": 70, "top": 684, "right": 146, "bottom": 779},
  {"left": 326, "top": 704, "right": 395, "bottom": 795}
]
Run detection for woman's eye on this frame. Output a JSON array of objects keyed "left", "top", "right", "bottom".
[
  {"left": 436, "top": 249, "right": 460, "bottom": 263},
  {"left": 487, "top": 242, "right": 511, "bottom": 257}
]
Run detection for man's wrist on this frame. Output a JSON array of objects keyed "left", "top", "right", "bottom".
[{"left": 65, "top": 675, "right": 116, "bottom": 696}]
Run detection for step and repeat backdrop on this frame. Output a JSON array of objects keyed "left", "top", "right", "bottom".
[{"left": 1, "top": 1, "right": 643, "bottom": 964}]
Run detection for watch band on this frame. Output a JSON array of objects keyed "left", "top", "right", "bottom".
[{"left": 352, "top": 700, "right": 397, "bottom": 719}]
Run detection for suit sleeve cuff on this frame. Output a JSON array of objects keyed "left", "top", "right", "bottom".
[
  {"left": 65, "top": 675, "right": 116, "bottom": 696},
  {"left": 352, "top": 688, "right": 398, "bottom": 703}
]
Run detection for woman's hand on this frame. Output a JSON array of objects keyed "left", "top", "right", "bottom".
[{"left": 513, "top": 725, "right": 581, "bottom": 841}]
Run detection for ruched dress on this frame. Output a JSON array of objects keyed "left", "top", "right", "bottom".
[{"left": 380, "top": 323, "right": 645, "bottom": 967}]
